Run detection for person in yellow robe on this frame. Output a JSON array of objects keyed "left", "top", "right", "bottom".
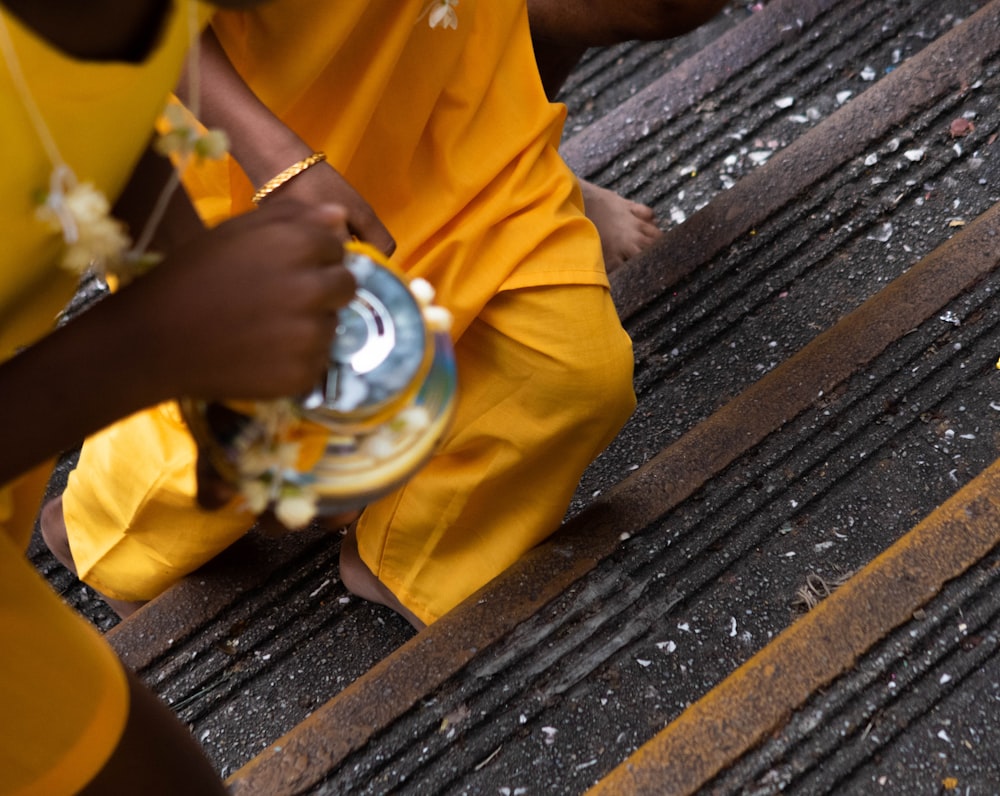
[
  {"left": 51, "top": 0, "right": 639, "bottom": 629},
  {"left": 527, "top": 0, "right": 729, "bottom": 271},
  {"left": 0, "top": 0, "right": 355, "bottom": 791}
]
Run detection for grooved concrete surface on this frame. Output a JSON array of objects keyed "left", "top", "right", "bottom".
[{"left": 29, "top": 0, "right": 1000, "bottom": 793}]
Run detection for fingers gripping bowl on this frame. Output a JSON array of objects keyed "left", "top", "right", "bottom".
[{"left": 181, "top": 241, "right": 457, "bottom": 528}]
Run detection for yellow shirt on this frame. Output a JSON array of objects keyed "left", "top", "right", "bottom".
[
  {"left": 0, "top": 3, "right": 205, "bottom": 542},
  {"left": 0, "top": 4, "right": 203, "bottom": 793}
]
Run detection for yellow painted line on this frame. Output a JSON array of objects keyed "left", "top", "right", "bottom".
[{"left": 587, "top": 458, "right": 1000, "bottom": 795}]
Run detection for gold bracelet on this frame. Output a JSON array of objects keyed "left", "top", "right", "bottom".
[{"left": 251, "top": 152, "right": 327, "bottom": 205}]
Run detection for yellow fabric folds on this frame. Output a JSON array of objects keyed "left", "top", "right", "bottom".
[
  {"left": 0, "top": 532, "right": 129, "bottom": 796},
  {"left": 65, "top": 0, "right": 636, "bottom": 624}
]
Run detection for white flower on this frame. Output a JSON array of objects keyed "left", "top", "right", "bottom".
[
  {"left": 223, "top": 397, "right": 324, "bottom": 529},
  {"left": 236, "top": 439, "right": 302, "bottom": 479},
  {"left": 393, "top": 406, "right": 431, "bottom": 435},
  {"left": 194, "top": 128, "right": 230, "bottom": 161},
  {"left": 274, "top": 487, "right": 319, "bottom": 530},
  {"left": 155, "top": 103, "right": 230, "bottom": 163},
  {"left": 236, "top": 446, "right": 281, "bottom": 478},
  {"left": 362, "top": 428, "right": 399, "bottom": 460},
  {"left": 360, "top": 405, "right": 432, "bottom": 461},
  {"left": 36, "top": 174, "right": 133, "bottom": 277},
  {"left": 240, "top": 479, "right": 272, "bottom": 515},
  {"left": 62, "top": 213, "right": 132, "bottom": 275},
  {"left": 427, "top": 0, "right": 459, "bottom": 29},
  {"left": 252, "top": 399, "right": 300, "bottom": 436},
  {"left": 407, "top": 276, "right": 452, "bottom": 331},
  {"left": 408, "top": 277, "right": 436, "bottom": 307},
  {"left": 423, "top": 304, "right": 453, "bottom": 333},
  {"left": 62, "top": 181, "right": 112, "bottom": 226}
]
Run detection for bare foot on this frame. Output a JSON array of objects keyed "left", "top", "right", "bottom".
[
  {"left": 338, "top": 524, "right": 425, "bottom": 630},
  {"left": 580, "top": 179, "right": 663, "bottom": 273},
  {"left": 39, "top": 496, "right": 146, "bottom": 618}
]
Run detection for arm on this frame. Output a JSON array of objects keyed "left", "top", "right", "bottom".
[
  {"left": 177, "top": 27, "right": 395, "bottom": 255},
  {"left": 112, "top": 141, "right": 207, "bottom": 255},
  {"left": 527, "top": 0, "right": 730, "bottom": 99},
  {"left": 528, "top": 0, "right": 729, "bottom": 48},
  {"left": 0, "top": 199, "right": 355, "bottom": 486}
]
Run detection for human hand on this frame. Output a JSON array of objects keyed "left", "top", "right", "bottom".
[
  {"left": 121, "top": 201, "right": 356, "bottom": 402},
  {"left": 261, "top": 161, "right": 396, "bottom": 257},
  {"left": 188, "top": 27, "right": 394, "bottom": 255}
]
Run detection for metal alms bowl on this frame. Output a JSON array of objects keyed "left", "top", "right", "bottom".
[{"left": 181, "top": 242, "right": 457, "bottom": 516}]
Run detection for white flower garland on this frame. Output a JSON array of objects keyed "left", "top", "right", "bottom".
[
  {"left": 419, "top": 0, "right": 459, "bottom": 30},
  {"left": 0, "top": 2, "right": 226, "bottom": 285}
]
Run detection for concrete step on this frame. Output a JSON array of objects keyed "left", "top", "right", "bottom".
[
  {"left": 31, "top": 0, "right": 1000, "bottom": 791},
  {"left": 591, "top": 458, "right": 1000, "bottom": 794}
]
